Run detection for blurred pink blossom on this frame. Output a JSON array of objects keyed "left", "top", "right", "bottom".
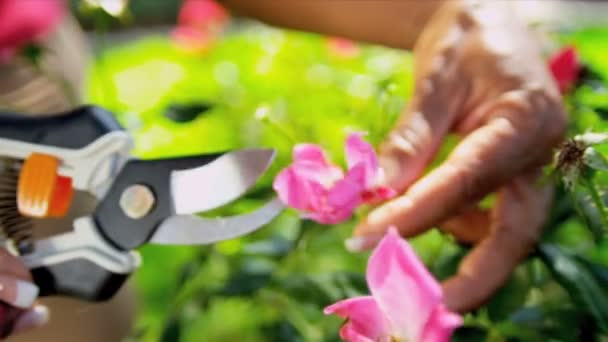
[
  {"left": 273, "top": 132, "right": 395, "bottom": 224},
  {"left": 0, "top": 0, "right": 64, "bottom": 61},
  {"left": 172, "top": 0, "right": 229, "bottom": 53},
  {"left": 327, "top": 37, "right": 360, "bottom": 58},
  {"left": 325, "top": 228, "right": 462, "bottom": 342},
  {"left": 549, "top": 46, "right": 581, "bottom": 94}
]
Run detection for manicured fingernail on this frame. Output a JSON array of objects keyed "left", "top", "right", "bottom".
[
  {"left": 367, "top": 210, "right": 384, "bottom": 225},
  {"left": 12, "top": 281, "right": 39, "bottom": 309},
  {"left": 345, "top": 235, "right": 382, "bottom": 252},
  {"left": 13, "top": 306, "right": 49, "bottom": 333},
  {"left": 345, "top": 236, "right": 367, "bottom": 252}
]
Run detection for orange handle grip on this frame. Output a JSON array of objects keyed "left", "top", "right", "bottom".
[{"left": 17, "top": 153, "right": 74, "bottom": 218}]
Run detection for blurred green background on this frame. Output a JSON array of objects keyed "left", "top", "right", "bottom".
[{"left": 76, "top": 1, "right": 608, "bottom": 341}]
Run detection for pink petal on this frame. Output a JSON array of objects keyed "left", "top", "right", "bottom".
[
  {"left": 273, "top": 167, "right": 316, "bottom": 211},
  {"left": 421, "top": 305, "right": 463, "bottom": 342},
  {"left": 293, "top": 144, "right": 344, "bottom": 186},
  {"left": 362, "top": 186, "right": 397, "bottom": 205},
  {"left": 345, "top": 132, "right": 379, "bottom": 188},
  {"left": 327, "top": 37, "right": 360, "bottom": 59},
  {"left": 307, "top": 165, "right": 366, "bottom": 224},
  {"left": 177, "top": 0, "right": 228, "bottom": 30},
  {"left": 293, "top": 143, "right": 330, "bottom": 164},
  {"left": 0, "top": 0, "right": 64, "bottom": 51},
  {"left": 328, "top": 163, "right": 365, "bottom": 208},
  {"left": 324, "top": 296, "right": 390, "bottom": 342},
  {"left": 367, "top": 228, "right": 443, "bottom": 341},
  {"left": 549, "top": 46, "right": 580, "bottom": 94},
  {"left": 171, "top": 26, "right": 213, "bottom": 52}
]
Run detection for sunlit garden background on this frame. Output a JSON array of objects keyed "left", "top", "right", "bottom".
[{"left": 65, "top": 1, "right": 608, "bottom": 341}]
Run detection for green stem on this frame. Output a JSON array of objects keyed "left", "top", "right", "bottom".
[
  {"left": 569, "top": 185, "right": 602, "bottom": 241},
  {"left": 264, "top": 118, "right": 297, "bottom": 145},
  {"left": 583, "top": 176, "right": 608, "bottom": 239}
]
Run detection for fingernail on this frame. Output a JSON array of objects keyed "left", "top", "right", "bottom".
[
  {"left": 13, "top": 305, "right": 49, "bottom": 333},
  {"left": 345, "top": 235, "right": 382, "bottom": 252},
  {"left": 12, "top": 281, "right": 39, "bottom": 309},
  {"left": 367, "top": 210, "right": 384, "bottom": 225},
  {"left": 345, "top": 236, "right": 367, "bottom": 252}
]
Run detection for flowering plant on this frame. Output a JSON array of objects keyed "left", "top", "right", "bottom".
[{"left": 0, "top": 0, "right": 64, "bottom": 62}]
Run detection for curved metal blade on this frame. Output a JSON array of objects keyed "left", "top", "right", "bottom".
[
  {"left": 150, "top": 198, "right": 285, "bottom": 245},
  {"left": 171, "top": 149, "right": 276, "bottom": 214}
]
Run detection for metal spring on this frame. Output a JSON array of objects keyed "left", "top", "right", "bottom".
[{"left": 0, "top": 162, "right": 34, "bottom": 255}]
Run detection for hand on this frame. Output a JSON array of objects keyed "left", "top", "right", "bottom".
[
  {"left": 0, "top": 248, "right": 48, "bottom": 338},
  {"left": 350, "top": 0, "right": 567, "bottom": 312}
]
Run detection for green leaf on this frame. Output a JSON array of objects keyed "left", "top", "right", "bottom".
[
  {"left": 584, "top": 147, "right": 608, "bottom": 171},
  {"left": 260, "top": 319, "right": 302, "bottom": 342},
  {"left": 570, "top": 181, "right": 607, "bottom": 240},
  {"left": 164, "top": 102, "right": 214, "bottom": 123},
  {"left": 20, "top": 44, "right": 44, "bottom": 67},
  {"left": 452, "top": 326, "right": 488, "bottom": 342},
  {"left": 539, "top": 243, "right": 608, "bottom": 332},
  {"left": 486, "top": 267, "right": 531, "bottom": 322},
  {"left": 218, "top": 259, "right": 275, "bottom": 297},
  {"left": 160, "top": 315, "right": 181, "bottom": 342}
]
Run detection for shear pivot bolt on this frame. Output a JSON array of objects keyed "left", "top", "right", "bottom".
[{"left": 120, "top": 185, "right": 155, "bottom": 219}]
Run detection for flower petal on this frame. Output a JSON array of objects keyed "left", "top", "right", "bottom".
[
  {"left": 367, "top": 227, "right": 443, "bottom": 341},
  {"left": 293, "top": 144, "right": 344, "bottom": 186},
  {"left": 328, "top": 163, "right": 366, "bottom": 208},
  {"left": 177, "top": 0, "right": 228, "bottom": 30},
  {"left": 273, "top": 167, "right": 316, "bottom": 211},
  {"left": 0, "top": 0, "right": 64, "bottom": 50},
  {"left": 421, "top": 305, "right": 463, "bottom": 342},
  {"left": 362, "top": 186, "right": 397, "bottom": 205},
  {"left": 549, "top": 46, "right": 580, "bottom": 94},
  {"left": 310, "top": 163, "right": 366, "bottom": 224},
  {"left": 345, "top": 132, "right": 379, "bottom": 188},
  {"left": 324, "top": 296, "right": 390, "bottom": 342}
]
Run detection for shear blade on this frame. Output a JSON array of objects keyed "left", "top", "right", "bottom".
[
  {"left": 171, "top": 149, "right": 276, "bottom": 214},
  {"left": 149, "top": 198, "right": 284, "bottom": 245}
]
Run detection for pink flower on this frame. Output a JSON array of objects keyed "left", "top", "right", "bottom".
[
  {"left": 327, "top": 37, "right": 360, "bottom": 58},
  {"left": 548, "top": 46, "right": 581, "bottom": 94},
  {"left": 0, "top": 0, "right": 64, "bottom": 61},
  {"left": 171, "top": 0, "right": 228, "bottom": 53},
  {"left": 273, "top": 132, "right": 396, "bottom": 224},
  {"left": 325, "top": 228, "right": 463, "bottom": 342}
]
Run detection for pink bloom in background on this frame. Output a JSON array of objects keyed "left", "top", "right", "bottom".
[
  {"left": 0, "top": 0, "right": 64, "bottom": 61},
  {"left": 327, "top": 37, "right": 360, "bottom": 58},
  {"left": 273, "top": 132, "right": 396, "bottom": 224},
  {"left": 549, "top": 46, "right": 581, "bottom": 94},
  {"left": 172, "top": 0, "right": 229, "bottom": 53},
  {"left": 325, "top": 228, "right": 462, "bottom": 342}
]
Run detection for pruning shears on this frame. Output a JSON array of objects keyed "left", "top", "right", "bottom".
[{"left": 0, "top": 106, "right": 283, "bottom": 336}]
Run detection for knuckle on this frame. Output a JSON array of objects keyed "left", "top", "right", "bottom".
[
  {"left": 450, "top": 163, "right": 489, "bottom": 203},
  {"left": 384, "top": 115, "right": 432, "bottom": 158}
]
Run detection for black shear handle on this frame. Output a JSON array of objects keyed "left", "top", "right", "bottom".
[
  {"left": 0, "top": 105, "right": 123, "bottom": 149},
  {"left": 30, "top": 259, "right": 130, "bottom": 302}
]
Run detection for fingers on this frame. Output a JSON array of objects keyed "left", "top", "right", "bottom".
[
  {"left": 0, "top": 274, "right": 38, "bottom": 309},
  {"left": 12, "top": 305, "right": 49, "bottom": 335},
  {"left": 0, "top": 248, "right": 31, "bottom": 281},
  {"left": 355, "top": 94, "right": 544, "bottom": 240},
  {"left": 0, "top": 249, "right": 46, "bottom": 338},
  {"left": 379, "top": 47, "right": 469, "bottom": 192},
  {"left": 439, "top": 207, "right": 490, "bottom": 244},
  {"left": 442, "top": 170, "right": 552, "bottom": 312}
]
